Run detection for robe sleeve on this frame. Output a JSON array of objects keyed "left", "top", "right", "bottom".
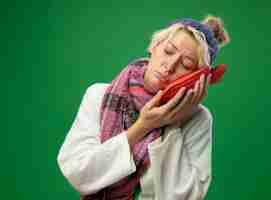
[
  {"left": 57, "top": 83, "right": 136, "bottom": 195},
  {"left": 148, "top": 106, "right": 213, "bottom": 200}
]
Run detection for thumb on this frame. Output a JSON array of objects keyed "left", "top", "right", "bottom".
[{"left": 147, "top": 90, "right": 163, "bottom": 108}]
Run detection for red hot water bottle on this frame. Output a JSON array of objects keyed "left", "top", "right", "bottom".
[{"left": 159, "top": 64, "right": 226, "bottom": 105}]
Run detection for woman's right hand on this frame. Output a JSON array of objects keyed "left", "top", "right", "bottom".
[
  {"left": 128, "top": 88, "right": 196, "bottom": 147},
  {"left": 137, "top": 87, "right": 193, "bottom": 131}
]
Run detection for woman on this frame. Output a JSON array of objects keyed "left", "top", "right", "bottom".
[{"left": 57, "top": 14, "right": 230, "bottom": 200}]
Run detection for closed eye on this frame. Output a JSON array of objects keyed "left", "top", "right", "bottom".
[
  {"left": 183, "top": 57, "right": 197, "bottom": 70},
  {"left": 164, "top": 48, "right": 174, "bottom": 55}
]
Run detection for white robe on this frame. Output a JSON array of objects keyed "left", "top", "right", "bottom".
[{"left": 57, "top": 83, "right": 213, "bottom": 200}]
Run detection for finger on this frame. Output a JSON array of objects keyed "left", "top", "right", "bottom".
[
  {"left": 147, "top": 90, "right": 163, "bottom": 108},
  {"left": 207, "top": 74, "right": 211, "bottom": 88},
  {"left": 161, "top": 87, "right": 186, "bottom": 111},
  {"left": 203, "top": 74, "right": 211, "bottom": 97},
  {"left": 195, "top": 74, "right": 205, "bottom": 103},
  {"left": 170, "top": 89, "right": 194, "bottom": 116},
  {"left": 207, "top": 73, "right": 211, "bottom": 85},
  {"left": 191, "top": 80, "right": 200, "bottom": 104}
]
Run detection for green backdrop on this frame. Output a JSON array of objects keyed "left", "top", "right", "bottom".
[{"left": 4, "top": 0, "right": 271, "bottom": 199}]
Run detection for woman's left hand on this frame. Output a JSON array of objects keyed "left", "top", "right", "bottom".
[
  {"left": 190, "top": 73, "right": 211, "bottom": 104},
  {"left": 174, "top": 73, "right": 211, "bottom": 126}
]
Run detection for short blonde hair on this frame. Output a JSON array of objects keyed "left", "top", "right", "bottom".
[
  {"left": 147, "top": 15, "right": 231, "bottom": 67},
  {"left": 147, "top": 23, "right": 210, "bottom": 66}
]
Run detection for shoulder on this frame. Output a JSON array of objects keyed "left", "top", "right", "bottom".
[
  {"left": 82, "top": 83, "right": 110, "bottom": 112},
  {"left": 86, "top": 83, "right": 110, "bottom": 97},
  {"left": 85, "top": 83, "right": 110, "bottom": 102},
  {"left": 198, "top": 104, "right": 213, "bottom": 126},
  {"left": 183, "top": 104, "right": 213, "bottom": 134},
  {"left": 180, "top": 104, "right": 213, "bottom": 148}
]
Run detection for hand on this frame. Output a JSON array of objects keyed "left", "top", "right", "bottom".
[
  {"left": 190, "top": 73, "right": 211, "bottom": 104},
  {"left": 138, "top": 73, "right": 211, "bottom": 130}
]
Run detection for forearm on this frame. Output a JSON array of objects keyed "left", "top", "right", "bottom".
[
  {"left": 127, "top": 118, "right": 152, "bottom": 148},
  {"left": 57, "top": 83, "right": 139, "bottom": 195},
  {"left": 57, "top": 131, "right": 136, "bottom": 195}
]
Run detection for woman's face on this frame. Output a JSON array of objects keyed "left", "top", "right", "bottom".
[{"left": 144, "top": 31, "right": 199, "bottom": 94}]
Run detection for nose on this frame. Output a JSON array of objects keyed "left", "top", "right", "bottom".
[{"left": 163, "top": 54, "right": 183, "bottom": 74}]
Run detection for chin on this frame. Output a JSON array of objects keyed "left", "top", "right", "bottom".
[
  {"left": 144, "top": 80, "right": 159, "bottom": 94},
  {"left": 149, "top": 80, "right": 163, "bottom": 93},
  {"left": 144, "top": 71, "right": 164, "bottom": 94}
]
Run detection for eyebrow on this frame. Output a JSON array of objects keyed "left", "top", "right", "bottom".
[
  {"left": 168, "top": 41, "right": 197, "bottom": 63},
  {"left": 168, "top": 41, "right": 180, "bottom": 51}
]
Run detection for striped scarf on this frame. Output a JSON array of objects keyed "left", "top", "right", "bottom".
[{"left": 82, "top": 58, "right": 162, "bottom": 200}]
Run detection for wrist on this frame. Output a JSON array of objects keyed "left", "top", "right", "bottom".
[
  {"left": 135, "top": 117, "right": 152, "bottom": 133},
  {"left": 127, "top": 118, "right": 151, "bottom": 147}
]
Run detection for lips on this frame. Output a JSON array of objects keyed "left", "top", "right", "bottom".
[{"left": 154, "top": 71, "right": 169, "bottom": 83}]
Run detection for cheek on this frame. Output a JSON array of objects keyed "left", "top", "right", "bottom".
[
  {"left": 152, "top": 53, "right": 164, "bottom": 65},
  {"left": 170, "top": 68, "right": 191, "bottom": 81},
  {"left": 144, "top": 68, "right": 162, "bottom": 92}
]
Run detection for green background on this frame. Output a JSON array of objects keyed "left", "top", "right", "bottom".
[{"left": 4, "top": 0, "right": 271, "bottom": 199}]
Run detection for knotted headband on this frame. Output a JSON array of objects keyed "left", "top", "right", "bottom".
[{"left": 167, "top": 18, "right": 219, "bottom": 65}]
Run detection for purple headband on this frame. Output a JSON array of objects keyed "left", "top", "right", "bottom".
[{"left": 167, "top": 18, "right": 219, "bottom": 65}]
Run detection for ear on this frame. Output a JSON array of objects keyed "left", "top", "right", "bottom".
[
  {"left": 148, "top": 46, "right": 155, "bottom": 55},
  {"left": 146, "top": 47, "right": 153, "bottom": 58},
  {"left": 148, "top": 41, "right": 160, "bottom": 55},
  {"left": 148, "top": 39, "right": 166, "bottom": 57}
]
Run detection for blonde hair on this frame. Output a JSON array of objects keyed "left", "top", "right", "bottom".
[{"left": 147, "top": 14, "right": 230, "bottom": 66}]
